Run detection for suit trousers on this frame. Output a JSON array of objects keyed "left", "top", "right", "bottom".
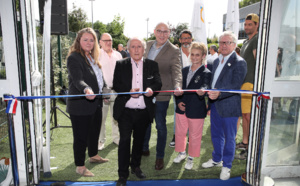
[
  {"left": 118, "top": 108, "right": 150, "bottom": 179},
  {"left": 70, "top": 105, "right": 102, "bottom": 166},
  {"left": 210, "top": 103, "right": 238, "bottom": 169},
  {"left": 175, "top": 113, "right": 204, "bottom": 157},
  {"left": 99, "top": 94, "right": 119, "bottom": 144}
]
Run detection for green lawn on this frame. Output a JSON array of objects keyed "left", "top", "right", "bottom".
[{"left": 39, "top": 99, "right": 246, "bottom": 182}]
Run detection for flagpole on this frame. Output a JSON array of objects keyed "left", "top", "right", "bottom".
[{"left": 4, "top": 94, "right": 19, "bottom": 186}]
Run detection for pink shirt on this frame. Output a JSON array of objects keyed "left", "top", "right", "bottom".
[
  {"left": 125, "top": 58, "right": 146, "bottom": 109},
  {"left": 99, "top": 49, "right": 122, "bottom": 88}
]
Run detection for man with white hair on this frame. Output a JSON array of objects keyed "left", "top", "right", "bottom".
[
  {"left": 113, "top": 37, "right": 162, "bottom": 186},
  {"left": 201, "top": 31, "right": 247, "bottom": 180}
]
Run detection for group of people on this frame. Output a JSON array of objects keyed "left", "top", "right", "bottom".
[{"left": 66, "top": 13, "right": 259, "bottom": 186}]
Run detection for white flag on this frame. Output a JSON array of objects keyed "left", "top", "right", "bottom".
[
  {"left": 190, "top": 0, "right": 207, "bottom": 45},
  {"left": 226, "top": 0, "right": 240, "bottom": 39}
]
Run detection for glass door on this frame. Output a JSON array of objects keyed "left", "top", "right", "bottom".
[{"left": 261, "top": 0, "right": 300, "bottom": 178}]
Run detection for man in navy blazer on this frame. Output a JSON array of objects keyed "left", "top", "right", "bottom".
[
  {"left": 202, "top": 31, "right": 247, "bottom": 181},
  {"left": 113, "top": 37, "right": 162, "bottom": 186}
]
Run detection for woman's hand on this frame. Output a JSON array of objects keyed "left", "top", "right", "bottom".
[
  {"left": 196, "top": 89, "right": 205, "bottom": 96},
  {"left": 178, "top": 102, "right": 186, "bottom": 111},
  {"left": 85, "top": 88, "right": 96, "bottom": 100}
]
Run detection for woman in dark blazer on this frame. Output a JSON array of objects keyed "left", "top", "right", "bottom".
[
  {"left": 67, "top": 28, "right": 108, "bottom": 177},
  {"left": 173, "top": 42, "right": 211, "bottom": 170}
]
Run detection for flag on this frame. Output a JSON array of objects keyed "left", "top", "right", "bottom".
[
  {"left": 5, "top": 98, "right": 18, "bottom": 114},
  {"left": 190, "top": 0, "right": 207, "bottom": 45},
  {"left": 226, "top": 0, "right": 240, "bottom": 39}
]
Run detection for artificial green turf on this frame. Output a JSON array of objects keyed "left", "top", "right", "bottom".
[{"left": 40, "top": 99, "right": 246, "bottom": 182}]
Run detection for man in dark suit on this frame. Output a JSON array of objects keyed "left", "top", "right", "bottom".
[
  {"left": 113, "top": 37, "right": 162, "bottom": 186},
  {"left": 201, "top": 31, "right": 247, "bottom": 180},
  {"left": 142, "top": 22, "right": 183, "bottom": 170}
]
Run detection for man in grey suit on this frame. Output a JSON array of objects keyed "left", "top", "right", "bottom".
[
  {"left": 142, "top": 22, "right": 183, "bottom": 170},
  {"left": 201, "top": 31, "right": 247, "bottom": 180}
]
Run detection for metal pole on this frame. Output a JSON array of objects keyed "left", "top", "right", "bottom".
[
  {"left": 57, "top": 35, "right": 62, "bottom": 87},
  {"left": 90, "top": 0, "right": 95, "bottom": 28},
  {"left": 4, "top": 94, "right": 19, "bottom": 186},
  {"left": 146, "top": 18, "right": 149, "bottom": 40}
]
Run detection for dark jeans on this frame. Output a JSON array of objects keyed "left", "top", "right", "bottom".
[
  {"left": 143, "top": 101, "right": 169, "bottom": 158},
  {"left": 70, "top": 105, "right": 102, "bottom": 166},
  {"left": 118, "top": 108, "right": 149, "bottom": 179}
]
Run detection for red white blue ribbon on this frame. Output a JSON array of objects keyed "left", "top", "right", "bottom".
[
  {"left": 4, "top": 95, "right": 18, "bottom": 114},
  {"left": 3, "top": 89, "right": 270, "bottom": 114}
]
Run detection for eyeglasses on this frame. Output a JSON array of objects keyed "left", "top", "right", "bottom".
[
  {"left": 102, "top": 40, "right": 113, "bottom": 43},
  {"left": 156, "top": 29, "right": 169, "bottom": 35},
  {"left": 219, "top": 41, "right": 235, "bottom": 46},
  {"left": 180, "top": 37, "right": 192, "bottom": 40}
]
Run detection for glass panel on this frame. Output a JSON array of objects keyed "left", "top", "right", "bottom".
[
  {"left": 0, "top": 16, "right": 6, "bottom": 79},
  {"left": 267, "top": 97, "right": 300, "bottom": 166},
  {"left": 275, "top": 0, "right": 300, "bottom": 80}
]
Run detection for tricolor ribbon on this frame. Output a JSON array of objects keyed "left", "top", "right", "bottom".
[
  {"left": 4, "top": 95, "right": 18, "bottom": 114},
  {"left": 3, "top": 89, "right": 270, "bottom": 114}
]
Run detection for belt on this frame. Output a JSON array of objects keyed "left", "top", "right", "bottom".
[{"left": 125, "top": 108, "right": 146, "bottom": 112}]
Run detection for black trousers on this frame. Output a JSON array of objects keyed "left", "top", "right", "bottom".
[
  {"left": 118, "top": 108, "right": 150, "bottom": 178},
  {"left": 70, "top": 105, "right": 102, "bottom": 166}
]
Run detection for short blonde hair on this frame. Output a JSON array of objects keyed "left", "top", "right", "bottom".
[{"left": 189, "top": 42, "right": 207, "bottom": 64}]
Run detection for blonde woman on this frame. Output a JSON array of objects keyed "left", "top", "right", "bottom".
[
  {"left": 67, "top": 27, "right": 108, "bottom": 177},
  {"left": 173, "top": 42, "right": 211, "bottom": 170}
]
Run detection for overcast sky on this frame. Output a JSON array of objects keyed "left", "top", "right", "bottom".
[{"left": 64, "top": 0, "right": 230, "bottom": 39}]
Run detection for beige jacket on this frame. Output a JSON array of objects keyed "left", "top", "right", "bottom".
[{"left": 145, "top": 40, "right": 182, "bottom": 101}]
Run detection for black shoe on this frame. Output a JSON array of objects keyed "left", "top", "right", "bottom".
[
  {"left": 131, "top": 167, "right": 146, "bottom": 179},
  {"left": 142, "top": 150, "right": 150, "bottom": 156},
  {"left": 116, "top": 177, "right": 127, "bottom": 186},
  {"left": 169, "top": 135, "right": 175, "bottom": 147}
]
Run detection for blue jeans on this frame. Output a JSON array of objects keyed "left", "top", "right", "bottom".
[{"left": 143, "top": 101, "right": 169, "bottom": 158}]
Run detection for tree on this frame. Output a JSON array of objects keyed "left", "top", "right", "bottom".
[
  {"left": 106, "top": 15, "right": 129, "bottom": 49},
  {"left": 239, "top": 0, "right": 261, "bottom": 8},
  {"left": 146, "top": 22, "right": 188, "bottom": 45},
  {"left": 68, "top": 4, "right": 89, "bottom": 32},
  {"left": 93, "top": 21, "right": 107, "bottom": 35},
  {"left": 171, "top": 23, "right": 189, "bottom": 46}
]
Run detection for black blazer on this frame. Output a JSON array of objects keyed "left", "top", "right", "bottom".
[
  {"left": 176, "top": 65, "right": 211, "bottom": 119},
  {"left": 66, "top": 52, "right": 102, "bottom": 116},
  {"left": 113, "top": 58, "right": 162, "bottom": 122}
]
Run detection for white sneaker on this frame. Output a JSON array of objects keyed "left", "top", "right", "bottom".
[
  {"left": 173, "top": 153, "right": 186, "bottom": 163},
  {"left": 202, "top": 159, "right": 223, "bottom": 168},
  {"left": 220, "top": 167, "right": 231, "bottom": 180},
  {"left": 98, "top": 142, "right": 105, "bottom": 150},
  {"left": 184, "top": 158, "right": 193, "bottom": 170}
]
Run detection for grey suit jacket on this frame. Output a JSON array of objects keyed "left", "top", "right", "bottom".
[
  {"left": 66, "top": 52, "right": 102, "bottom": 115},
  {"left": 144, "top": 40, "right": 182, "bottom": 101},
  {"left": 210, "top": 52, "right": 247, "bottom": 117}
]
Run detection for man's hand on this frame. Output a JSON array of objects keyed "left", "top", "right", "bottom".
[
  {"left": 144, "top": 88, "right": 153, "bottom": 97},
  {"left": 130, "top": 88, "right": 140, "bottom": 98},
  {"left": 208, "top": 90, "right": 220, "bottom": 100},
  {"left": 85, "top": 88, "right": 96, "bottom": 100},
  {"left": 178, "top": 102, "right": 186, "bottom": 111},
  {"left": 174, "top": 87, "right": 183, "bottom": 96}
]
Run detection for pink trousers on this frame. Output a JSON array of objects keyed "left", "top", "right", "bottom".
[{"left": 175, "top": 113, "right": 205, "bottom": 157}]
